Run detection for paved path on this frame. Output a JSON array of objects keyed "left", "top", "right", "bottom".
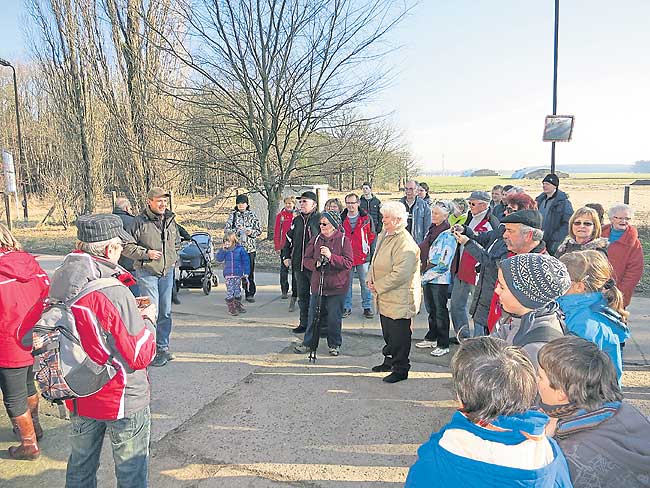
[{"left": 1, "top": 258, "right": 649, "bottom": 486}]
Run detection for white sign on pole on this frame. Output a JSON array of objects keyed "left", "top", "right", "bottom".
[{"left": 2, "top": 150, "right": 17, "bottom": 194}]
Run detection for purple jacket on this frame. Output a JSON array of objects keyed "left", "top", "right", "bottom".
[{"left": 303, "top": 229, "right": 353, "bottom": 296}]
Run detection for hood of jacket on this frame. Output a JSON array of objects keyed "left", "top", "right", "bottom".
[
  {"left": 49, "top": 252, "right": 133, "bottom": 302},
  {"left": 536, "top": 189, "right": 570, "bottom": 205},
  {"left": 0, "top": 250, "right": 45, "bottom": 283}
]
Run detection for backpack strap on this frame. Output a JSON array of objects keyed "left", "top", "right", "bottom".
[
  {"left": 514, "top": 326, "right": 565, "bottom": 347},
  {"left": 66, "top": 278, "right": 124, "bottom": 306}
]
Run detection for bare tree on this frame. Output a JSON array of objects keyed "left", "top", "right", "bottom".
[{"left": 151, "top": 0, "right": 411, "bottom": 235}]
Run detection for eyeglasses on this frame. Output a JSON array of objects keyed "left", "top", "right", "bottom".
[
  {"left": 319, "top": 222, "right": 330, "bottom": 227},
  {"left": 405, "top": 187, "right": 417, "bottom": 191},
  {"left": 345, "top": 201, "right": 358, "bottom": 205},
  {"left": 573, "top": 221, "right": 594, "bottom": 227},
  {"left": 505, "top": 206, "right": 517, "bottom": 214},
  {"left": 612, "top": 216, "right": 631, "bottom": 221},
  {"left": 468, "top": 201, "right": 486, "bottom": 207}
]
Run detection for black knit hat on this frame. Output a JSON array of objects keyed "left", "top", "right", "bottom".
[
  {"left": 77, "top": 214, "right": 133, "bottom": 243},
  {"left": 321, "top": 211, "right": 342, "bottom": 229},
  {"left": 235, "top": 194, "right": 249, "bottom": 205},
  {"left": 499, "top": 253, "right": 571, "bottom": 310},
  {"left": 300, "top": 190, "right": 318, "bottom": 202},
  {"left": 542, "top": 173, "right": 560, "bottom": 188}
]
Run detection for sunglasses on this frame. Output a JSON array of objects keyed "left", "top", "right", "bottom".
[
  {"left": 319, "top": 222, "right": 330, "bottom": 227},
  {"left": 612, "top": 216, "right": 631, "bottom": 221},
  {"left": 505, "top": 206, "right": 517, "bottom": 213},
  {"left": 573, "top": 221, "right": 594, "bottom": 227},
  {"left": 468, "top": 201, "right": 486, "bottom": 207}
]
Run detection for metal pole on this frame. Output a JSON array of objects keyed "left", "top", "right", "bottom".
[
  {"left": 551, "top": 0, "right": 559, "bottom": 175},
  {"left": 0, "top": 59, "right": 29, "bottom": 220},
  {"left": 624, "top": 186, "right": 630, "bottom": 205}
]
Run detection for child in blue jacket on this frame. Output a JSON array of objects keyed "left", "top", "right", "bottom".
[{"left": 215, "top": 231, "right": 250, "bottom": 315}]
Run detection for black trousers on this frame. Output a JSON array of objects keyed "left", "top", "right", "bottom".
[
  {"left": 0, "top": 365, "right": 36, "bottom": 417},
  {"left": 280, "top": 258, "right": 297, "bottom": 297},
  {"left": 295, "top": 268, "right": 313, "bottom": 328},
  {"left": 246, "top": 252, "right": 257, "bottom": 297},
  {"left": 422, "top": 283, "right": 450, "bottom": 348},
  {"left": 379, "top": 315, "right": 412, "bottom": 375}
]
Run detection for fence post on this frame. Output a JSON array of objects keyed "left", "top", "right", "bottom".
[
  {"left": 624, "top": 185, "right": 630, "bottom": 205},
  {"left": 111, "top": 191, "right": 117, "bottom": 210},
  {"left": 3, "top": 192, "right": 12, "bottom": 230}
]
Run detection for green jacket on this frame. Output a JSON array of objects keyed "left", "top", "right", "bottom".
[{"left": 123, "top": 207, "right": 180, "bottom": 276}]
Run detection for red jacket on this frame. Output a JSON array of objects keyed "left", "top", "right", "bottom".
[
  {"left": 602, "top": 224, "right": 644, "bottom": 307},
  {"left": 0, "top": 250, "right": 50, "bottom": 368},
  {"left": 455, "top": 212, "right": 498, "bottom": 285},
  {"left": 22, "top": 252, "right": 157, "bottom": 420},
  {"left": 341, "top": 209, "right": 375, "bottom": 266},
  {"left": 274, "top": 209, "right": 295, "bottom": 251}
]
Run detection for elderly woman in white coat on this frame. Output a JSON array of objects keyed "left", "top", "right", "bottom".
[{"left": 367, "top": 201, "right": 421, "bottom": 383}]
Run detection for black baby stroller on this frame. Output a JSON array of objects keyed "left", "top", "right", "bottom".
[{"left": 176, "top": 232, "right": 219, "bottom": 295}]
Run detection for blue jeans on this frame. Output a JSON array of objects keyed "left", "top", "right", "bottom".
[
  {"left": 304, "top": 294, "right": 344, "bottom": 349},
  {"left": 135, "top": 269, "right": 174, "bottom": 350},
  {"left": 344, "top": 263, "right": 372, "bottom": 311},
  {"left": 66, "top": 406, "right": 151, "bottom": 488},
  {"left": 450, "top": 276, "right": 474, "bottom": 339},
  {"left": 473, "top": 322, "right": 488, "bottom": 337}
]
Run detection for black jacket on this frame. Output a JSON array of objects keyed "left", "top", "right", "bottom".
[
  {"left": 281, "top": 210, "right": 321, "bottom": 272},
  {"left": 359, "top": 195, "right": 382, "bottom": 233},
  {"left": 113, "top": 208, "right": 136, "bottom": 271},
  {"left": 535, "top": 190, "right": 573, "bottom": 255}
]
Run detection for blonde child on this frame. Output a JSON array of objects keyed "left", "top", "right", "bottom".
[{"left": 215, "top": 231, "right": 250, "bottom": 315}]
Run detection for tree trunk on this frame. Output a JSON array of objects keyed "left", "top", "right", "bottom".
[{"left": 266, "top": 186, "right": 283, "bottom": 240}]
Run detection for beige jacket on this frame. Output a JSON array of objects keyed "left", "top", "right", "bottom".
[{"left": 369, "top": 227, "right": 421, "bottom": 320}]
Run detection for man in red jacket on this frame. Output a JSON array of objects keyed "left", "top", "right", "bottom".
[
  {"left": 341, "top": 193, "right": 375, "bottom": 318},
  {"left": 42, "top": 215, "right": 157, "bottom": 487}
]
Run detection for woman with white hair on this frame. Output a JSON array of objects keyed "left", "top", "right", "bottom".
[
  {"left": 601, "top": 203, "right": 643, "bottom": 307},
  {"left": 367, "top": 201, "right": 421, "bottom": 383}
]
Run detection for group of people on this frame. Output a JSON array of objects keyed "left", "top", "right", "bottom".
[{"left": 1, "top": 174, "right": 649, "bottom": 487}]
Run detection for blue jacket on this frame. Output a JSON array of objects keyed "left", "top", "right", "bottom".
[
  {"left": 406, "top": 411, "right": 573, "bottom": 488},
  {"left": 215, "top": 244, "right": 250, "bottom": 278},
  {"left": 422, "top": 230, "right": 457, "bottom": 285},
  {"left": 556, "top": 292, "right": 629, "bottom": 381},
  {"left": 400, "top": 196, "right": 432, "bottom": 244}
]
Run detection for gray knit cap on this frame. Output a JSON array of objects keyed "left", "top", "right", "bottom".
[
  {"left": 499, "top": 253, "right": 571, "bottom": 309},
  {"left": 321, "top": 211, "right": 342, "bottom": 229}
]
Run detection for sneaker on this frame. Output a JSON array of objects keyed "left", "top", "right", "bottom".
[
  {"left": 288, "top": 297, "right": 297, "bottom": 312},
  {"left": 172, "top": 295, "right": 181, "bottom": 305},
  {"left": 415, "top": 340, "right": 437, "bottom": 349},
  {"left": 281, "top": 293, "right": 289, "bottom": 299},
  {"left": 363, "top": 309, "right": 374, "bottom": 319},
  {"left": 162, "top": 350, "right": 176, "bottom": 361},
  {"left": 292, "top": 325, "right": 307, "bottom": 333},
  {"left": 329, "top": 346, "right": 340, "bottom": 356},
  {"left": 294, "top": 344, "right": 308, "bottom": 354},
  {"left": 382, "top": 372, "right": 408, "bottom": 383},
  {"left": 371, "top": 362, "right": 392, "bottom": 372},
  {"left": 150, "top": 351, "right": 168, "bottom": 367},
  {"left": 342, "top": 309, "right": 351, "bottom": 318},
  {"left": 245, "top": 297, "right": 255, "bottom": 303},
  {"left": 430, "top": 347, "right": 450, "bottom": 357}
]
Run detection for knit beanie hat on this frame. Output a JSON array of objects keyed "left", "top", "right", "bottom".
[
  {"left": 499, "top": 253, "right": 571, "bottom": 310},
  {"left": 235, "top": 194, "right": 249, "bottom": 205},
  {"left": 321, "top": 211, "right": 342, "bottom": 229},
  {"left": 542, "top": 173, "right": 560, "bottom": 188}
]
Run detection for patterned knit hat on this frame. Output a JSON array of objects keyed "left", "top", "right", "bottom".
[
  {"left": 499, "top": 253, "right": 571, "bottom": 310},
  {"left": 321, "top": 211, "right": 342, "bottom": 229}
]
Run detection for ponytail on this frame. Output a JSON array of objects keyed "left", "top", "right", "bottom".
[{"left": 601, "top": 279, "right": 629, "bottom": 323}]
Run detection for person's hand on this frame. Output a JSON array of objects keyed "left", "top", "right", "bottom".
[
  {"left": 140, "top": 303, "right": 158, "bottom": 323},
  {"left": 147, "top": 249, "right": 162, "bottom": 260},
  {"left": 367, "top": 280, "right": 376, "bottom": 293},
  {"left": 320, "top": 246, "right": 332, "bottom": 259},
  {"left": 283, "top": 258, "right": 291, "bottom": 267},
  {"left": 451, "top": 224, "right": 465, "bottom": 234},
  {"left": 453, "top": 230, "right": 469, "bottom": 245}
]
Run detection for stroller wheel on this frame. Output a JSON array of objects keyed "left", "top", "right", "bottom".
[
  {"left": 212, "top": 274, "right": 219, "bottom": 286},
  {"left": 202, "top": 278, "right": 212, "bottom": 295}
]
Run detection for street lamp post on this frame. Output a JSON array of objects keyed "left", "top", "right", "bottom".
[
  {"left": 0, "top": 58, "right": 29, "bottom": 220},
  {"left": 550, "top": 0, "right": 559, "bottom": 175}
]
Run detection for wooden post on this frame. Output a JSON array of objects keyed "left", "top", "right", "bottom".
[
  {"left": 111, "top": 191, "right": 117, "bottom": 210},
  {"left": 3, "top": 192, "right": 12, "bottom": 230},
  {"left": 624, "top": 186, "right": 630, "bottom": 205}
]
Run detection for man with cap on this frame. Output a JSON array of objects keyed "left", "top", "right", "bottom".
[
  {"left": 282, "top": 191, "right": 321, "bottom": 333},
  {"left": 449, "top": 190, "right": 499, "bottom": 338},
  {"left": 42, "top": 214, "right": 157, "bottom": 486},
  {"left": 535, "top": 174, "right": 573, "bottom": 255},
  {"left": 122, "top": 187, "right": 180, "bottom": 367},
  {"left": 493, "top": 253, "right": 570, "bottom": 369},
  {"left": 224, "top": 194, "right": 262, "bottom": 304},
  {"left": 454, "top": 209, "right": 547, "bottom": 338},
  {"left": 400, "top": 180, "right": 431, "bottom": 244}
]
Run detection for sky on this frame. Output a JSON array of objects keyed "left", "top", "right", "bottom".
[{"left": 1, "top": 0, "right": 649, "bottom": 172}]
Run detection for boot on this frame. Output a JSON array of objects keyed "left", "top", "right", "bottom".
[
  {"left": 226, "top": 298, "right": 239, "bottom": 316},
  {"left": 234, "top": 297, "right": 246, "bottom": 314},
  {"left": 9, "top": 411, "right": 40, "bottom": 460},
  {"left": 288, "top": 296, "right": 297, "bottom": 312},
  {"left": 27, "top": 394, "right": 44, "bottom": 441}
]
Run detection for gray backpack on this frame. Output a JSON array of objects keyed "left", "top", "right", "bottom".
[{"left": 30, "top": 278, "right": 121, "bottom": 403}]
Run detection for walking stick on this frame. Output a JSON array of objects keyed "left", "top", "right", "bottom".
[{"left": 308, "top": 257, "right": 328, "bottom": 363}]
